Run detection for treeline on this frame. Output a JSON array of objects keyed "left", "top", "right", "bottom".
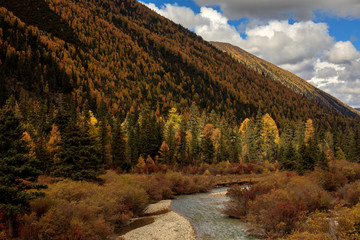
[{"left": 2, "top": 95, "right": 359, "bottom": 180}]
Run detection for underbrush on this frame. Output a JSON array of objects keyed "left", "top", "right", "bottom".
[
  {"left": 3, "top": 171, "right": 214, "bottom": 240},
  {"left": 225, "top": 160, "right": 360, "bottom": 239}
]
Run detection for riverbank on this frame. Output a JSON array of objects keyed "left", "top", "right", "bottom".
[{"left": 117, "top": 200, "right": 196, "bottom": 240}]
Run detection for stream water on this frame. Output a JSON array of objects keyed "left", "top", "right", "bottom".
[{"left": 171, "top": 187, "right": 254, "bottom": 240}]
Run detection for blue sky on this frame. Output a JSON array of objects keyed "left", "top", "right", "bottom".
[{"left": 141, "top": 0, "right": 360, "bottom": 108}]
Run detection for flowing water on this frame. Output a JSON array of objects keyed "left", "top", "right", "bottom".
[{"left": 171, "top": 187, "right": 254, "bottom": 240}]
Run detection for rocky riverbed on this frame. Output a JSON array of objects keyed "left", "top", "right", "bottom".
[{"left": 118, "top": 200, "right": 196, "bottom": 240}]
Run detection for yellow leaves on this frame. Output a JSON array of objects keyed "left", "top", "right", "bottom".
[
  {"left": 261, "top": 113, "right": 280, "bottom": 145},
  {"left": 203, "top": 169, "right": 211, "bottom": 175},
  {"left": 202, "top": 123, "right": 214, "bottom": 139},
  {"left": 239, "top": 118, "right": 251, "bottom": 135},
  {"left": 88, "top": 110, "right": 98, "bottom": 126},
  {"left": 136, "top": 156, "right": 145, "bottom": 169},
  {"left": 47, "top": 124, "right": 61, "bottom": 162},
  {"left": 146, "top": 155, "right": 155, "bottom": 165},
  {"left": 304, "top": 119, "right": 315, "bottom": 143},
  {"left": 22, "top": 131, "right": 36, "bottom": 157}
]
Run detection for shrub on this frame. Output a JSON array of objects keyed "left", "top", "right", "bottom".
[
  {"left": 283, "top": 232, "right": 332, "bottom": 240},
  {"left": 330, "top": 160, "right": 360, "bottom": 182},
  {"left": 249, "top": 189, "right": 306, "bottom": 237},
  {"left": 309, "top": 168, "right": 347, "bottom": 192},
  {"left": 337, "top": 180, "right": 360, "bottom": 206}
]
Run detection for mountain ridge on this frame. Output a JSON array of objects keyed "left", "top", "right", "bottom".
[
  {"left": 0, "top": 0, "right": 357, "bottom": 130},
  {"left": 211, "top": 41, "right": 360, "bottom": 118}
]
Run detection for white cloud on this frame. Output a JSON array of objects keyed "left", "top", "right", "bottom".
[
  {"left": 243, "top": 21, "right": 333, "bottom": 65},
  {"left": 144, "top": 3, "right": 209, "bottom": 29},
  {"left": 194, "top": 0, "right": 360, "bottom": 20},
  {"left": 143, "top": 2, "right": 360, "bottom": 108},
  {"left": 325, "top": 41, "right": 360, "bottom": 64}
]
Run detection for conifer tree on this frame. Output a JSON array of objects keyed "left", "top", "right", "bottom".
[
  {"left": 248, "top": 110, "right": 264, "bottom": 162},
  {"left": 177, "top": 118, "right": 187, "bottom": 166},
  {"left": 188, "top": 103, "right": 200, "bottom": 163},
  {"left": 53, "top": 120, "right": 101, "bottom": 181},
  {"left": 0, "top": 104, "right": 44, "bottom": 237},
  {"left": 112, "top": 121, "right": 128, "bottom": 171},
  {"left": 138, "top": 106, "right": 159, "bottom": 158},
  {"left": 201, "top": 124, "right": 215, "bottom": 163}
]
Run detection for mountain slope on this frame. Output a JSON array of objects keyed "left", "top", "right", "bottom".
[
  {"left": 0, "top": 0, "right": 356, "bottom": 129},
  {"left": 211, "top": 41, "right": 359, "bottom": 118}
]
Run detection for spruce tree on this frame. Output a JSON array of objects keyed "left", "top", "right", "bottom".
[
  {"left": 53, "top": 120, "right": 101, "bottom": 181},
  {"left": 0, "top": 104, "right": 44, "bottom": 237},
  {"left": 201, "top": 124, "right": 215, "bottom": 164},
  {"left": 112, "top": 121, "right": 128, "bottom": 171}
]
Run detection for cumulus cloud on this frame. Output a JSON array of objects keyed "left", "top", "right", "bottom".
[
  {"left": 325, "top": 41, "right": 360, "bottom": 64},
  {"left": 243, "top": 21, "right": 333, "bottom": 65},
  {"left": 144, "top": 3, "right": 209, "bottom": 29},
  {"left": 194, "top": 0, "right": 360, "bottom": 20},
  {"left": 143, "top": 2, "right": 360, "bottom": 107}
]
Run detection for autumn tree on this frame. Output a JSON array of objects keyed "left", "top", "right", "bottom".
[
  {"left": 47, "top": 124, "right": 61, "bottom": 163},
  {"left": 304, "top": 119, "right": 315, "bottom": 144},
  {"left": 261, "top": 113, "right": 279, "bottom": 161},
  {"left": 159, "top": 141, "right": 171, "bottom": 164}
]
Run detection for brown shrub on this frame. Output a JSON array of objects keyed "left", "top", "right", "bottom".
[
  {"left": 337, "top": 180, "right": 360, "bottom": 206},
  {"left": 249, "top": 189, "right": 306, "bottom": 237},
  {"left": 330, "top": 160, "right": 360, "bottom": 182},
  {"left": 309, "top": 168, "right": 348, "bottom": 192}
]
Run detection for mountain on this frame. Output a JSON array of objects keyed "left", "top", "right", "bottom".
[
  {"left": 356, "top": 108, "right": 360, "bottom": 112},
  {"left": 211, "top": 41, "right": 360, "bottom": 118},
  {"left": 0, "top": 0, "right": 357, "bottom": 129}
]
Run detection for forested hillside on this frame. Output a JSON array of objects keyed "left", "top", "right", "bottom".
[
  {"left": 0, "top": 0, "right": 359, "bottom": 181},
  {"left": 0, "top": 0, "right": 357, "bottom": 125},
  {"left": 211, "top": 41, "right": 360, "bottom": 118}
]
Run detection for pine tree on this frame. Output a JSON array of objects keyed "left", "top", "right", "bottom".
[
  {"left": 248, "top": 110, "right": 264, "bottom": 162},
  {"left": 112, "top": 121, "right": 128, "bottom": 171},
  {"left": 278, "top": 142, "right": 301, "bottom": 171},
  {"left": 188, "top": 103, "right": 200, "bottom": 163},
  {"left": 177, "top": 118, "right": 187, "bottom": 166},
  {"left": 138, "top": 106, "right": 159, "bottom": 158},
  {"left": 0, "top": 104, "right": 44, "bottom": 237},
  {"left": 99, "top": 118, "right": 112, "bottom": 166},
  {"left": 335, "top": 146, "right": 347, "bottom": 160},
  {"left": 201, "top": 124, "right": 215, "bottom": 163},
  {"left": 53, "top": 120, "right": 101, "bottom": 181}
]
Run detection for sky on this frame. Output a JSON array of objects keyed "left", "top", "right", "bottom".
[{"left": 140, "top": 0, "right": 360, "bottom": 108}]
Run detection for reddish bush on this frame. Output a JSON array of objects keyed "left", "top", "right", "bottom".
[
  {"left": 309, "top": 168, "right": 348, "bottom": 192},
  {"left": 250, "top": 189, "right": 306, "bottom": 237},
  {"left": 337, "top": 180, "right": 360, "bottom": 206}
]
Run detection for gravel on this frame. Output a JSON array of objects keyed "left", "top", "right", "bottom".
[{"left": 119, "top": 200, "right": 196, "bottom": 240}]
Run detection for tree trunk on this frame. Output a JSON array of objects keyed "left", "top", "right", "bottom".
[{"left": 8, "top": 216, "right": 15, "bottom": 239}]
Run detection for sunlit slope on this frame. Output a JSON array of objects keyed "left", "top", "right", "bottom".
[
  {"left": 211, "top": 41, "right": 359, "bottom": 118},
  {"left": 0, "top": 0, "right": 357, "bottom": 127}
]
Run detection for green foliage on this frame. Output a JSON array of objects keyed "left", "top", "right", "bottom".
[
  {"left": 52, "top": 120, "right": 101, "bottom": 181},
  {"left": 111, "top": 120, "right": 127, "bottom": 170},
  {"left": 0, "top": 104, "right": 44, "bottom": 237}
]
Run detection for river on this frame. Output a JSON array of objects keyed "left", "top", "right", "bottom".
[{"left": 171, "top": 187, "right": 254, "bottom": 240}]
